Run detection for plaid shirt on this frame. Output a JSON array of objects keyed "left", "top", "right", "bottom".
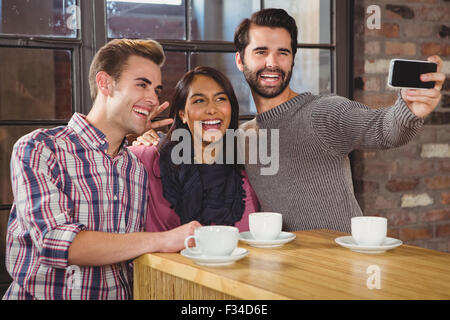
[{"left": 3, "top": 113, "right": 148, "bottom": 300}]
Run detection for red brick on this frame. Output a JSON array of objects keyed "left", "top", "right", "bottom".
[
  {"left": 382, "top": 142, "right": 419, "bottom": 159},
  {"left": 353, "top": 180, "right": 379, "bottom": 193},
  {"left": 400, "top": 226, "right": 433, "bottom": 241},
  {"left": 407, "top": 0, "right": 437, "bottom": 3},
  {"left": 422, "top": 209, "right": 450, "bottom": 222},
  {"left": 436, "top": 127, "right": 450, "bottom": 142},
  {"left": 366, "top": 23, "right": 400, "bottom": 38},
  {"left": 359, "top": 151, "right": 377, "bottom": 160},
  {"left": 352, "top": 161, "right": 390, "bottom": 179},
  {"left": 416, "top": 6, "right": 450, "bottom": 22},
  {"left": 402, "top": 23, "right": 435, "bottom": 38},
  {"left": 421, "top": 43, "right": 450, "bottom": 57},
  {"left": 441, "top": 192, "right": 450, "bottom": 205},
  {"left": 386, "top": 211, "right": 418, "bottom": 226},
  {"left": 364, "top": 77, "right": 381, "bottom": 91},
  {"left": 422, "top": 240, "right": 448, "bottom": 252},
  {"left": 424, "top": 176, "right": 450, "bottom": 189},
  {"left": 439, "top": 160, "right": 450, "bottom": 173},
  {"left": 365, "top": 41, "right": 380, "bottom": 55},
  {"left": 386, "top": 178, "right": 420, "bottom": 192},
  {"left": 385, "top": 41, "right": 417, "bottom": 56},
  {"left": 437, "top": 224, "right": 450, "bottom": 238},
  {"left": 397, "top": 159, "right": 433, "bottom": 177},
  {"left": 373, "top": 196, "right": 397, "bottom": 210},
  {"left": 387, "top": 228, "right": 400, "bottom": 239}
]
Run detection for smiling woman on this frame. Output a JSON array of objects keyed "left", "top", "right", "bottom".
[{"left": 179, "top": 74, "right": 232, "bottom": 147}]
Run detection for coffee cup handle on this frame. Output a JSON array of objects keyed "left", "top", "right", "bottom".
[{"left": 184, "top": 235, "right": 199, "bottom": 254}]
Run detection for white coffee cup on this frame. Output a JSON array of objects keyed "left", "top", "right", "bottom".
[
  {"left": 184, "top": 225, "right": 239, "bottom": 256},
  {"left": 351, "top": 216, "right": 387, "bottom": 246},
  {"left": 249, "top": 212, "right": 282, "bottom": 240}
]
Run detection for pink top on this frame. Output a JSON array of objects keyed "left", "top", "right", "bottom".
[{"left": 129, "top": 145, "right": 260, "bottom": 232}]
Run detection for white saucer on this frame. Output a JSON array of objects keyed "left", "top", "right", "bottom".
[
  {"left": 180, "top": 247, "right": 248, "bottom": 266},
  {"left": 239, "top": 231, "right": 296, "bottom": 248},
  {"left": 335, "top": 236, "right": 403, "bottom": 254}
]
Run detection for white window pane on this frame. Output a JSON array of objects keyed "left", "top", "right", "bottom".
[
  {"left": 190, "top": 0, "right": 260, "bottom": 41},
  {"left": 264, "top": 0, "right": 332, "bottom": 44},
  {"left": 291, "top": 49, "right": 332, "bottom": 95},
  {"left": 0, "top": 0, "right": 78, "bottom": 38},
  {"left": 107, "top": 0, "right": 186, "bottom": 39}
]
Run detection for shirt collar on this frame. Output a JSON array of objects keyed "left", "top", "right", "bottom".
[
  {"left": 68, "top": 113, "right": 109, "bottom": 152},
  {"left": 68, "top": 113, "right": 130, "bottom": 155}
]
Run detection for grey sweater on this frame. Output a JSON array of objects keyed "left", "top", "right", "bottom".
[{"left": 241, "top": 92, "right": 424, "bottom": 233}]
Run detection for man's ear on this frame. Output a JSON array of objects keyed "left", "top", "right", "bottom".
[
  {"left": 96, "top": 71, "right": 113, "bottom": 97},
  {"left": 235, "top": 52, "right": 244, "bottom": 72}
]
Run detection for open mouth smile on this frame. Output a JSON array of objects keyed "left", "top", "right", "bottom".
[
  {"left": 201, "top": 119, "right": 223, "bottom": 131},
  {"left": 133, "top": 106, "right": 150, "bottom": 118}
]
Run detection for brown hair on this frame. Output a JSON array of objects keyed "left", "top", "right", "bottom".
[
  {"left": 88, "top": 38, "right": 165, "bottom": 101},
  {"left": 234, "top": 8, "right": 298, "bottom": 61}
]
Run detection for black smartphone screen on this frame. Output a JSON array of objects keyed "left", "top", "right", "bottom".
[{"left": 391, "top": 60, "right": 437, "bottom": 89}]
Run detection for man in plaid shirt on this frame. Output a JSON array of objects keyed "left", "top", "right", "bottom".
[{"left": 3, "top": 39, "right": 200, "bottom": 300}]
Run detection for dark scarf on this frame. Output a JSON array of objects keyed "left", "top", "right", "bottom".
[{"left": 159, "top": 140, "right": 246, "bottom": 226}]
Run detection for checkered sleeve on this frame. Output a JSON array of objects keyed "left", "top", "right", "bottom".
[{"left": 11, "top": 135, "right": 86, "bottom": 269}]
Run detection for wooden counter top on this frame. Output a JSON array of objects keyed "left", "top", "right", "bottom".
[{"left": 134, "top": 229, "right": 450, "bottom": 300}]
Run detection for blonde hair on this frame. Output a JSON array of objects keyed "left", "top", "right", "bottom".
[{"left": 88, "top": 38, "right": 165, "bottom": 101}]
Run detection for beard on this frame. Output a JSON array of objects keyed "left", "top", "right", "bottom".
[{"left": 242, "top": 64, "right": 293, "bottom": 99}]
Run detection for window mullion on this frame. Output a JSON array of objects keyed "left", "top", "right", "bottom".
[
  {"left": 79, "top": 0, "right": 104, "bottom": 114},
  {"left": 335, "top": 0, "right": 353, "bottom": 99}
]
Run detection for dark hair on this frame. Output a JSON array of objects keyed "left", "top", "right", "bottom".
[
  {"left": 159, "top": 66, "right": 240, "bottom": 159},
  {"left": 234, "top": 8, "right": 298, "bottom": 60}
]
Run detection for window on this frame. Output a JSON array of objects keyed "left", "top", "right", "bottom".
[
  {"left": 0, "top": 48, "right": 73, "bottom": 121},
  {"left": 0, "top": 0, "right": 78, "bottom": 38},
  {"left": 0, "top": 1, "right": 83, "bottom": 216}
]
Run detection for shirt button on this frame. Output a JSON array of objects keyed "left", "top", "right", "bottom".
[{"left": 114, "top": 195, "right": 118, "bottom": 201}]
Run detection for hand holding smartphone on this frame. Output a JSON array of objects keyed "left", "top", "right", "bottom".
[
  {"left": 391, "top": 56, "right": 445, "bottom": 119},
  {"left": 388, "top": 59, "right": 438, "bottom": 89}
]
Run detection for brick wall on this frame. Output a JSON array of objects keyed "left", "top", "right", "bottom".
[{"left": 353, "top": 0, "right": 450, "bottom": 252}]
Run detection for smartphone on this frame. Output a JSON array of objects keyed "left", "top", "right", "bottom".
[{"left": 388, "top": 59, "right": 437, "bottom": 89}]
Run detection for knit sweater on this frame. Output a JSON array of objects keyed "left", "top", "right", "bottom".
[{"left": 241, "top": 92, "right": 424, "bottom": 233}]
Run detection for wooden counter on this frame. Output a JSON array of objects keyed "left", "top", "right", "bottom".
[{"left": 133, "top": 229, "right": 450, "bottom": 300}]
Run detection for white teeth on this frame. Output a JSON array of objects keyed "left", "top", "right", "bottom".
[
  {"left": 133, "top": 108, "right": 149, "bottom": 116},
  {"left": 202, "top": 120, "right": 221, "bottom": 125},
  {"left": 261, "top": 74, "right": 279, "bottom": 79}
]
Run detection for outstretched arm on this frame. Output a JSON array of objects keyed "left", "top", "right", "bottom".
[
  {"left": 311, "top": 56, "right": 445, "bottom": 156},
  {"left": 68, "top": 221, "right": 200, "bottom": 267}
]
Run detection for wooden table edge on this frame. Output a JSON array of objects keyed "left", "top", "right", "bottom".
[{"left": 134, "top": 253, "right": 293, "bottom": 300}]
